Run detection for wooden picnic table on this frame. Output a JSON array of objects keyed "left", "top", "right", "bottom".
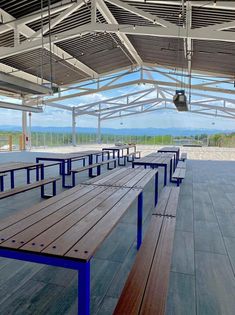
[
  {"left": 102, "top": 144, "right": 136, "bottom": 159},
  {"left": 132, "top": 155, "right": 174, "bottom": 186},
  {"left": 84, "top": 167, "right": 159, "bottom": 206},
  {"left": 147, "top": 152, "right": 176, "bottom": 171},
  {"left": 0, "top": 183, "right": 142, "bottom": 315},
  {"left": 36, "top": 150, "right": 109, "bottom": 188},
  {"left": 0, "top": 162, "right": 44, "bottom": 190},
  {"left": 158, "top": 146, "right": 180, "bottom": 168}
]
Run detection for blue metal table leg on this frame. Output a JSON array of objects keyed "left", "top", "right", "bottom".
[
  {"left": 88, "top": 155, "right": 93, "bottom": 178},
  {"left": 62, "top": 161, "right": 66, "bottom": 188},
  {"left": 0, "top": 176, "right": 4, "bottom": 191},
  {"left": 170, "top": 159, "right": 173, "bottom": 183},
  {"left": 78, "top": 261, "right": 90, "bottom": 315},
  {"left": 10, "top": 170, "right": 15, "bottom": 189},
  {"left": 164, "top": 165, "right": 167, "bottom": 186},
  {"left": 137, "top": 192, "right": 143, "bottom": 250},
  {"left": 36, "top": 158, "right": 40, "bottom": 181},
  {"left": 154, "top": 172, "right": 158, "bottom": 206}
]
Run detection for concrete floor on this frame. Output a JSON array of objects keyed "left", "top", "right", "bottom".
[{"left": 0, "top": 149, "right": 235, "bottom": 314}]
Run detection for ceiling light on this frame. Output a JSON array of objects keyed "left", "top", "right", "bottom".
[{"left": 213, "top": 0, "right": 216, "bottom": 6}]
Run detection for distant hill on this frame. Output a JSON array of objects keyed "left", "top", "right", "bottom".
[{"left": 0, "top": 125, "right": 234, "bottom": 136}]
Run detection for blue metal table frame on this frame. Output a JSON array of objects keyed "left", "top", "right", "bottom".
[
  {"left": 0, "top": 163, "right": 44, "bottom": 190},
  {"left": 158, "top": 148, "right": 180, "bottom": 169},
  {"left": 102, "top": 145, "right": 136, "bottom": 161},
  {"left": 0, "top": 188, "right": 143, "bottom": 315},
  {"left": 132, "top": 158, "right": 173, "bottom": 186},
  {"left": 36, "top": 152, "right": 108, "bottom": 188}
]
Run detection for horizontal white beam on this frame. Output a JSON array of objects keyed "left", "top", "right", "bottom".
[{"left": 0, "top": 101, "right": 43, "bottom": 112}]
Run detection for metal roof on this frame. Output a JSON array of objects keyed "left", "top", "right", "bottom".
[{"left": 0, "top": 0, "right": 235, "bottom": 90}]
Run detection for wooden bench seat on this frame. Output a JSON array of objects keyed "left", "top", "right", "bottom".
[
  {"left": 114, "top": 186, "right": 180, "bottom": 315},
  {"left": 180, "top": 153, "right": 187, "bottom": 161},
  {"left": 153, "top": 186, "right": 180, "bottom": 216},
  {"left": 114, "top": 215, "right": 176, "bottom": 315},
  {"left": 71, "top": 159, "right": 117, "bottom": 187},
  {"left": 172, "top": 167, "right": 186, "bottom": 186},
  {"left": 0, "top": 177, "right": 60, "bottom": 200},
  {"left": 177, "top": 160, "right": 186, "bottom": 169}
]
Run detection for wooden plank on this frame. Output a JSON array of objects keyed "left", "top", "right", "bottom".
[
  {"left": 84, "top": 168, "right": 125, "bottom": 184},
  {"left": 152, "top": 187, "right": 171, "bottom": 215},
  {"left": 65, "top": 188, "right": 141, "bottom": 261},
  {"left": 0, "top": 186, "right": 109, "bottom": 249},
  {"left": 113, "top": 216, "right": 164, "bottom": 315},
  {"left": 123, "top": 169, "right": 157, "bottom": 189},
  {"left": 0, "top": 184, "right": 96, "bottom": 233},
  {"left": 20, "top": 187, "right": 117, "bottom": 253},
  {"left": 41, "top": 187, "right": 132, "bottom": 257},
  {"left": 165, "top": 187, "right": 180, "bottom": 217},
  {"left": 139, "top": 217, "right": 176, "bottom": 315},
  {"left": 0, "top": 177, "right": 60, "bottom": 200}
]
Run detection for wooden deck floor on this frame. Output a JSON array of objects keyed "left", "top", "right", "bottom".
[{"left": 0, "top": 152, "right": 235, "bottom": 314}]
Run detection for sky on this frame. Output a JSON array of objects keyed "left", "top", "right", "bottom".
[{"left": 0, "top": 69, "right": 235, "bottom": 131}]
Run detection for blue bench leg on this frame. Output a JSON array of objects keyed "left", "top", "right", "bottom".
[
  {"left": 59, "top": 163, "right": 63, "bottom": 175},
  {"left": 0, "top": 176, "right": 4, "bottom": 192},
  {"left": 97, "top": 165, "right": 101, "bottom": 176},
  {"left": 27, "top": 169, "right": 31, "bottom": 184},
  {"left": 137, "top": 192, "right": 143, "bottom": 250},
  {"left": 10, "top": 170, "right": 15, "bottom": 189},
  {"left": 155, "top": 172, "right": 158, "bottom": 206},
  {"left": 72, "top": 172, "right": 76, "bottom": 187},
  {"left": 177, "top": 179, "right": 180, "bottom": 187},
  {"left": 78, "top": 261, "right": 90, "bottom": 315},
  {"left": 52, "top": 181, "right": 56, "bottom": 196},
  {"left": 41, "top": 185, "right": 45, "bottom": 198}
]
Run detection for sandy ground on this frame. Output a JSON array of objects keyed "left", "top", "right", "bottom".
[{"left": 31, "top": 144, "right": 235, "bottom": 161}]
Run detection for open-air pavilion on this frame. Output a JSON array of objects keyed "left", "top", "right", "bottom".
[{"left": 0, "top": 1, "right": 235, "bottom": 314}]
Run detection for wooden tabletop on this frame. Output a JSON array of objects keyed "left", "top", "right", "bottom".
[
  {"left": 36, "top": 150, "right": 103, "bottom": 160},
  {"left": 0, "top": 184, "right": 141, "bottom": 262},
  {"left": 158, "top": 147, "right": 180, "bottom": 152},
  {"left": 133, "top": 155, "right": 173, "bottom": 165},
  {"left": 0, "top": 162, "right": 43, "bottom": 173},
  {"left": 84, "top": 167, "right": 158, "bottom": 189},
  {"left": 102, "top": 144, "right": 136, "bottom": 150}
]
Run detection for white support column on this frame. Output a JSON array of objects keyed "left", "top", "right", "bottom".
[
  {"left": 97, "top": 114, "right": 101, "bottom": 143},
  {"left": 22, "top": 110, "right": 27, "bottom": 151},
  {"left": 72, "top": 107, "right": 77, "bottom": 146},
  {"left": 28, "top": 112, "right": 32, "bottom": 150}
]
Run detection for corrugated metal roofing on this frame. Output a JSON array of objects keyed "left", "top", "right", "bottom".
[{"left": 0, "top": 0, "right": 235, "bottom": 87}]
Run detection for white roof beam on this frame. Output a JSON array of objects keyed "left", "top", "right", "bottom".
[
  {"left": 0, "top": 100, "right": 43, "bottom": 112},
  {"left": 3, "top": 23, "right": 235, "bottom": 60},
  {"left": 0, "top": 9, "right": 98, "bottom": 79},
  {"left": 97, "top": 0, "right": 143, "bottom": 66},
  {"left": 30, "top": 1, "right": 84, "bottom": 40}
]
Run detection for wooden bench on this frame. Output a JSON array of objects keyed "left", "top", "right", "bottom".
[
  {"left": 71, "top": 159, "right": 117, "bottom": 187},
  {"left": 0, "top": 174, "right": 7, "bottom": 192},
  {"left": 177, "top": 160, "right": 186, "bottom": 169},
  {"left": 180, "top": 153, "right": 187, "bottom": 161},
  {"left": 172, "top": 167, "right": 186, "bottom": 186},
  {"left": 0, "top": 177, "right": 60, "bottom": 200},
  {"left": 118, "top": 151, "right": 141, "bottom": 166},
  {"left": 114, "top": 186, "right": 180, "bottom": 315}
]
